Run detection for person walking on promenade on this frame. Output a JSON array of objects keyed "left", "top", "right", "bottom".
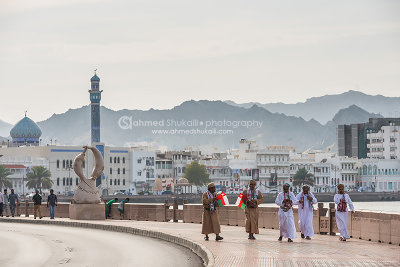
[
  {"left": 32, "top": 190, "right": 43, "bottom": 219},
  {"left": 3, "top": 189, "right": 10, "bottom": 217},
  {"left": 334, "top": 184, "right": 355, "bottom": 241},
  {"left": 0, "top": 189, "right": 4, "bottom": 217},
  {"left": 9, "top": 189, "right": 19, "bottom": 217},
  {"left": 47, "top": 189, "right": 58, "bottom": 219},
  {"left": 296, "top": 185, "right": 317, "bottom": 240},
  {"left": 275, "top": 183, "right": 298, "bottom": 242},
  {"left": 242, "top": 179, "right": 263, "bottom": 240},
  {"left": 117, "top": 197, "right": 130, "bottom": 217},
  {"left": 105, "top": 198, "right": 118, "bottom": 218},
  {"left": 202, "top": 182, "right": 223, "bottom": 241}
]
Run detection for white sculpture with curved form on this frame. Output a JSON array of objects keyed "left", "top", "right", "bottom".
[{"left": 72, "top": 146, "right": 104, "bottom": 204}]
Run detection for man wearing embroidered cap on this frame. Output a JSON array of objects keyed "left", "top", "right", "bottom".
[
  {"left": 201, "top": 182, "right": 223, "bottom": 241},
  {"left": 275, "top": 183, "right": 298, "bottom": 242},
  {"left": 242, "top": 179, "right": 263, "bottom": 240},
  {"left": 334, "top": 184, "right": 355, "bottom": 241}
]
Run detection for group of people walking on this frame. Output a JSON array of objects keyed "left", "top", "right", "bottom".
[
  {"left": 0, "top": 189, "right": 58, "bottom": 219},
  {"left": 0, "top": 189, "right": 19, "bottom": 217},
  {"left": 202, "top": 181, "right": 355, "bottom": 242}
]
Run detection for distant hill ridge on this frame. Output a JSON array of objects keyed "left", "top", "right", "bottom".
[
  {"left": 0, "top": 90, "right": 395, "bottom": 151},
  {"left": 225, "top": 90, "right": 400, "bottom": 124},
  {"left": 0, "top": 105, "right": 381, "bottom": 152}
]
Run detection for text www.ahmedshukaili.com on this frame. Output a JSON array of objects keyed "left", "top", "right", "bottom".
[{"left": 151, "top": 128, "right": 234, "bottom": 135}]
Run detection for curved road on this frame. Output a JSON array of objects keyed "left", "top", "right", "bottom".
[{"left": 0, "top": 223, "right": 203, "bottom": 267}]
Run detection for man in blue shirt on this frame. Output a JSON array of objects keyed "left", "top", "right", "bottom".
[
  {"left": 8, "top": 189, "right": 19, "bottom": 217},
  {"left": 47, "top": 189, "right": 58, "bottom": 219}
]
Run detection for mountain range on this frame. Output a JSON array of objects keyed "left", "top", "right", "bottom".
[
  {"left": 225, "top": 90, "right": 400, "bottom": 124},
  {"left": 0, "top": 90, "right": 392, "bottom": 152}
]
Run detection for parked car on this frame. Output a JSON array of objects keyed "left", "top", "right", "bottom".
[
  {"left": 162, "top": 190, "right": 173, "bottom": 195},
  {"left": 113, "top": 191, "right": 127, "bottom": 196}
]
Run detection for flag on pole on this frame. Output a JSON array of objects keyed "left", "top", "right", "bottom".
[
  {"left": 216, "top": 192, "right": 229, "bottom": 207},
  {"left": 235, "top": 193, "right": 246, "bottom": 210}
]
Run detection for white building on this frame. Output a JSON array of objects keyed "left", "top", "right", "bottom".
[
  {"left": 360, "top": 158, "right": 400, "bottom": 192},
  {"left": 367, "top": 125, "right": 400, "bottom": 159},
  {"left": 199, "top": 157, "right": 231, "bottom": 192},
  {"left": 228, "top": 159, "right": 257, "bottom": 193},
  {"left": 233, "top": 139, "right": 258, "bottom": 160},
  {"left": 0, "top": 143, "right": 130, "bottom": 196},
  {"left": 257, "top": 146, "right": 293, "bottom": 193},
  {"left": 155, "top": 154, "right": 174, "bottom": 192},
  {"left": 129, "top": 148, "right": 156, "bottom": 194}
]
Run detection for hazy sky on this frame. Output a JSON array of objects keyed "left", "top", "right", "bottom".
[{"left": 1, "top": 0, "right": 399, "bottom": 124}]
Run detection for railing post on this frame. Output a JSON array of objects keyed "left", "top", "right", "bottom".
[
  {"left": 329, "top": 202, "right": 335, "bottom": 235},
  {"left": 16, "top": 201, "right": 20, "bottom": 216},
  {"left": 164, "top": 200, "right": 169, "bottom": 222},
  {"left": 173, "top": 199, "right": 178, "bottom": 222},
  {"left": 25, "top": 200, "right": 29, "bottom": 217}
]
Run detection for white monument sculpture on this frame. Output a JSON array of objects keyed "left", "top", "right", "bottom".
[
  {"left": 72, "top": 146, "right": 103, "bottom": 204},
  {"left": 69, "top": 146, "right": 105, "bottom": 219}
]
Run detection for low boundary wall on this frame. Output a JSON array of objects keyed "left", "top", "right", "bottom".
[{"left": 12, "top": 200, "right": 400, "bottom": 246}]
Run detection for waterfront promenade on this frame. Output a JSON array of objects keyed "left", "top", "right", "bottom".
[{"left": 1, "top": 217, "right": 399, "bottom": 267}]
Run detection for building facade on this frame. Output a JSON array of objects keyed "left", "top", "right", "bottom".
[
  {"left": 257, "top": 146, "right": 292, "bottom": 193},
  {"left": 338, "top": 118, "right": 400, "bottom": 159}
]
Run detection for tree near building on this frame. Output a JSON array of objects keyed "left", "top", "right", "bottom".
[
  {"left": 0, "top": 165, "right": 12, "bottom": 189},
  {"left": 184, "top": 161, "right": 210, "bottom": 190},
  {"left": 26, "top": 166, "right": 53, "bottom": 193},
  {"left": 292, "top": 168, "right": 314, "bottom": 188}
]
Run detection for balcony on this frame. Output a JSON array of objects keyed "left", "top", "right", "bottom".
[{"left": 257, "top": 161, "right": 290, "bottom": 167}]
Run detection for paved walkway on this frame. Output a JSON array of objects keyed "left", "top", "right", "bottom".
[{"left": 2, "top": 217, "right": 399, "bottom": 267}]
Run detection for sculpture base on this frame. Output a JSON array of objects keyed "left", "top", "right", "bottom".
[{"left": 69, "top": 204, "right": 105, "bottom": 220}]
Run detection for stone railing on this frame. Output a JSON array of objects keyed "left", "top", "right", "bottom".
[
  {"left": 16, "top": 200, "right": 399, "bottom": 245},
  {"left": 13, "top": 201, "right": 70, "bottom": 218}
]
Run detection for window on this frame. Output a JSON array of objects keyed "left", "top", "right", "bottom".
[
  {"left": 138, "top": 171, "right": 142, "bottom": 176},
  {"left": 114, "top": 179, "right": 117, "bottom": 185},
  {"left": 117, "top": 168, "right": 120, "bottom": 174},
  {"left": 110, "top": 157, "right": 112, "bottom": 163},
  {"left": 363, "top": 165, "right": 367, "bottom": 175},
  {"left": 70, "top": 178, "right": 72, "bottom": 185},
  {"left": 70, "top": 160, "right": 73, "bottom": 168},
  {"left": 57, "top": 160, "right": 60, "bottom": 168},
  {"left": 110, "top": 168, "right": 112, "bottom": 175},
  {"left": 63, "top": 160, "right": 66, "bottom": 169},
  {"left": 110, "top": 179, "right": 113, "bottom": 185},
  {"left": 57, "top": 178, "right": 60, "bottom": 186},
  {"left": 123, "top": 157, "right": 125, "bottom": 164},
  {"left": 138, "top": 159, "right": 141, "bottom": 164},
  {"left": 123, "top": 168, "right": 125, "bottom": 174},
  {"left": 63, "top": 177, "right": 66, "bottom": 186},
  {"left": 114, "top": 157, "right": 117, "bottom": 163},
  {"left": 123, "top": 179, "right": 125, "bottom": 186},
  {"left": 118, "top": 179, "right": 120, "bottom": 185},
  {"left": 118, "top": 157, "right": 120, "bottom": 164}
]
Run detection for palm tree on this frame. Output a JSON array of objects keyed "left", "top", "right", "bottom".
[
  {"left": 26, "top": 166, "right": 53, "bottom": 193},
  {"left": 0, "top": 165, "right": 12, "bottom": 189},
  {"left": 292, "top": 168, "right": 314, "bottom": 188}
]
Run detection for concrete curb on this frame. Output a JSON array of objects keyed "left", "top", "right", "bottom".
[{"left": 0, "top": 218, "right": 214, "bottom": 267}]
